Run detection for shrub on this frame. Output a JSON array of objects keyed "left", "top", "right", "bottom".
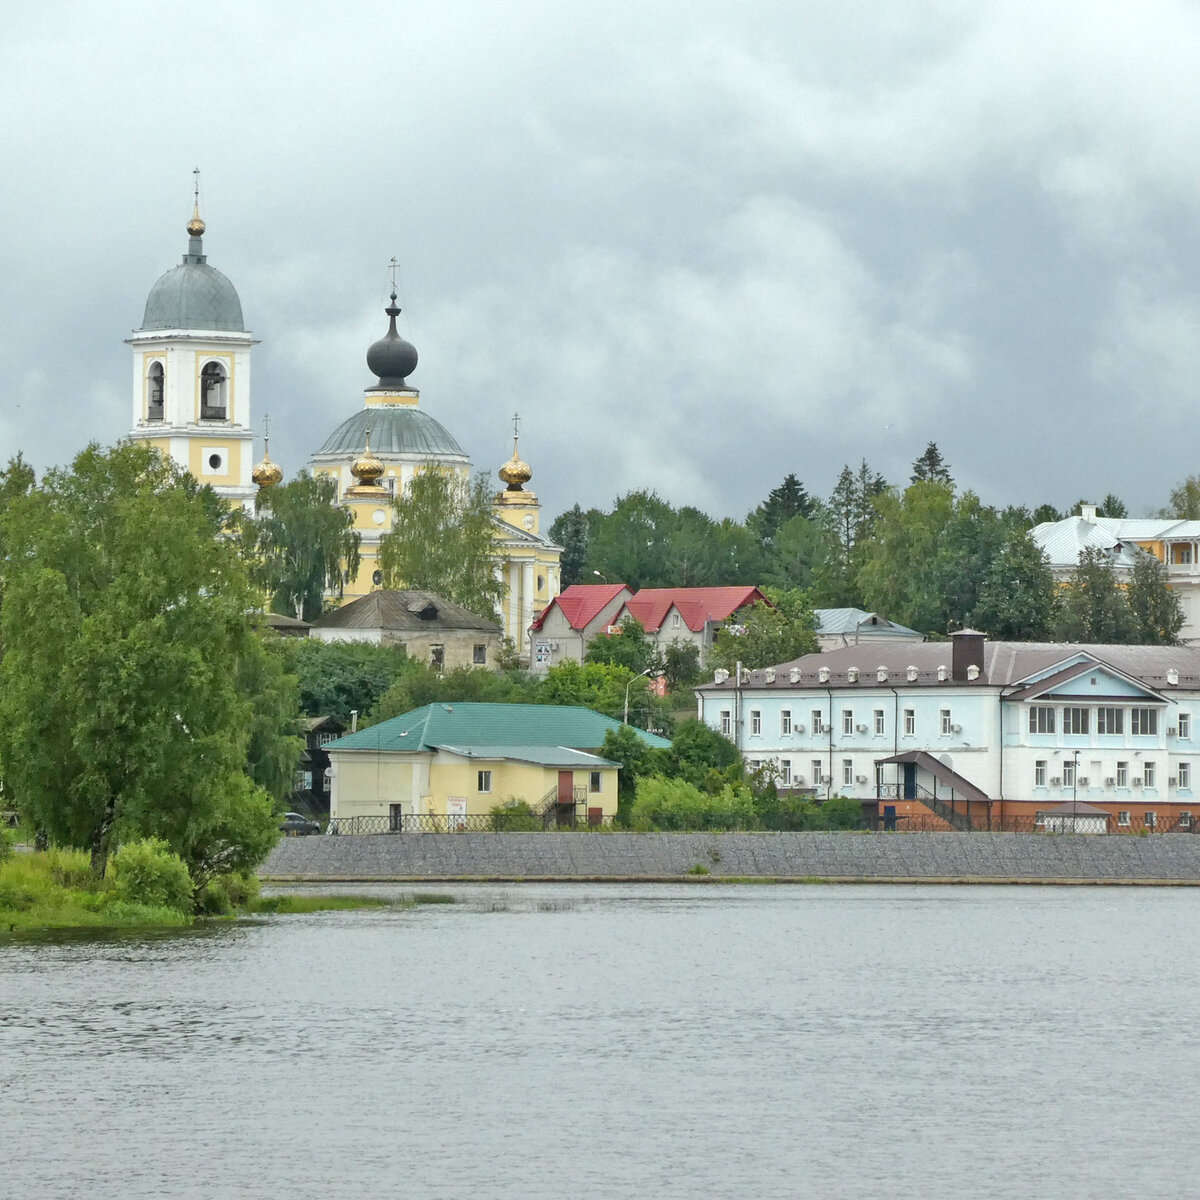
[
  {"left": 110, "top": 839, "right": 194, "bottom": 913},
  {"left": 195, "top": 879, "right": 234, "bottom": 916},
  {"left": 489, "top": 800, "right": 542, "bottom": 832},
  {"left": 46, "top": 847, "right": 96, "bottom": 889},
  {"left": 0, "top": 826, "right": 13, "bottom": 864},
  {"left": 630, "top": 776, "right": 757, "bottom": 831},
  {"left": 220, "top": 870, "right": 261, "bottom": 907}
]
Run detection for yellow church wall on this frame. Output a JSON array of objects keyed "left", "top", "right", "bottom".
[{"left": 186, "top": 439, "right": 242, "bottom": 487}]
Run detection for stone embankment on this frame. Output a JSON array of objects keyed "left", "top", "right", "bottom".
[{"left": 262, "top": 831, "right": 1200, "bottom": 884}]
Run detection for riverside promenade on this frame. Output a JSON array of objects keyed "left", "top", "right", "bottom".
[{"left": 262, "top": 831, "right": 1200, "bottom": 884}]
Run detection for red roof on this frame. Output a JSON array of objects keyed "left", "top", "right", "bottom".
[
  {"left": 618, "top": 586, "right": 768, "bottom": 633},
  {"left": 530, "top": 583, "right": 629, "bottom": 632}
]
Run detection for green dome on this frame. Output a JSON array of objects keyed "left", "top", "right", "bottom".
[{"left": 316, "top": 407, "right": 467, "bottom": 459}]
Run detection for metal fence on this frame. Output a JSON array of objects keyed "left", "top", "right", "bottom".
[
  {"left": 867, "top": 811, "right": 1198, "bottom": 835},
  {"left": 326, "top": 812, "right": 616, "bottom": 836}
]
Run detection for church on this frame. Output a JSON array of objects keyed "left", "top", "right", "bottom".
[{"left": 126, "top": 193, "right": 561, "bottom": 655}]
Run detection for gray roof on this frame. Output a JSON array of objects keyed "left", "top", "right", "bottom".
[
  {"left": 312, "top": 590, "right": 500, "bottom": 633},
  {"left": 140, "top": 236, "right": 245, "bottom": 332},
  {"left": 700, "top": 640, "right": 1200, "bottom": 693},
  {"left": 814, "top": 607, "right": 923, "bottom": 639},
  {"left": 314, "top": 406, "right": 467, "bottom": 459},
  {"left": 1028, "top": 514, "right": 1200, "bottom": 569}
]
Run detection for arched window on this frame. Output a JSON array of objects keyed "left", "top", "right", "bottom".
[
  {"left": 147, "top": 362, "right": 164, "bottom": 420},
  {"left": 200, "top": 361, "right": 228, "bottom": 420}
]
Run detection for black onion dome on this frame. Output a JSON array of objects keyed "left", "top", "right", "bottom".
[{"left": 367, "top": 292, "right": 418, "bottom": 387}]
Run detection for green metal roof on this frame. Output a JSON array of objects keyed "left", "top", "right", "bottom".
[
  {"left": 325, "top": 703, "right": 671, "bottom": 754},
  {"left": 436, "top": 745, "right": 618, "bottom": 768}
]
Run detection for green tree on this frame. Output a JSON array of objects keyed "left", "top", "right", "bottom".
[
  {"left": 910, "top": 441, "right": 953, "bottom": 486},
  {"left": 548, "top": 503, "right": 590, "bottom": 587},
  {"left": 238, "top": 471, "right": 361, "bottom": 621},
  {"left": 1167, "top": 475, "right": 1200, "bottom": 519},
  {"left": 365, "top": 662, "right": 531, "bottom": 726},
  {"left": 379, "top": 468, "right": 503, "bottom": 618},
  {"left": 273, "top": 639, "right": 413, "bottom": 723},
  {"left": 1126, "top": 555, "right": 1184, "bottom": 645},
  {"left": 971, "top": 531, "right": 1059, "bottom": 640},
  {"left": 534, "top": 659, "right": 667, "bottom": 729},
  {"left": 599, "top": 723, "right": 664, "bottom": 823},
  {"left": 584, "top": 616, "right": 658, "bottom": 674},
  {"left": 0, "top": 442, "right": 284, "bottom": 877},
  {"left": 661, "top": 639, "right": 702, "bottom": 691},
  {"left": 710, "top": 589, "right": 817, "bottom": 670},
  {"left": 656, "top": 718, "right": 742, "bottom": 789},
  {"left": 582, "top": 490, "right": 676, "bottom": 590},
  {"left": 1053, "top": 547, "right": 1135, "bottom": 643},
  {"left": 1098, "top": 493, "right": 1128, "bottom": 518},
  {"left": 746, "top": 473, "right": 815, "bottom": 548},
  {"left": 1031, "top": 503, "right": 1062, "bottom": 525},
  {"left": 816, "top": 460, "right": 885, "bottom": 606}
]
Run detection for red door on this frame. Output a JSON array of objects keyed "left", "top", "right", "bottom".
[{"left": 557, "top": 771, "right": 573, "bottom": 803}]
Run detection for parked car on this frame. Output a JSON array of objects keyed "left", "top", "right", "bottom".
[{"left": 280, "top": 811, "right": 322, "bottom": 837}]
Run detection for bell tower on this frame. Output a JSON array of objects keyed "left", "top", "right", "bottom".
[{"left": 126, "top": 172, "right": 257, "bottom": 509}]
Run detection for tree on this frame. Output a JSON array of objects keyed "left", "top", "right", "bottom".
[
  {"left": 746, "top": 474, "right": 815, "bottom": 548},
  {"left": 1053, "top": 547, "right": 1134, "bottom": 643},
  {"left": 761, "top": 514, "right": 828, "bottom": 591},
  {"left": 1167, "top": 475, "right": 1200, "bottom": 519},
  {"left": 581, "top": 490, "right": 676, "bottom": 590},
  {"left": 584, "top": 616, "right": 658, "bottom": 674},
  {"left": 1098, "top": 493, "right": 1128, "bottom": 519},
  {"left": 655, "top": 718, "right": 742, "bottom": 790},
  {"left": 972, "top": 531, "right": 1058, "bottom": 640},
  {"left": 548, "top": 503, "right": 589, "bottom": 587},
  {"left": 710, "top": 589, "right": 817, "bottom": 671},
  {"left": 661, "top": 639, "right": 702, "bottom": 691},
  {"left": 379, "top": 469, "right": 503, "bottom": 618},
  {"left": 238, "top": 471, "right": 361, "bottom": 622},
  {"left": 816, "top": 460, "right": 885, "bottom": 606},
  {"left": 1031, "top": 503, "right": 1062, "bottom": 525},
  {"left": 599, "top": 723, "right": 664, "bottom": 822},
  {"left": 273, "top": 638, "right": 413, "bottom": 723},
  {"left": 1126, "top": 555, "right": 1184, "bottom": 645},
  {"left": 910, "top": 441, "right": 953, "bottom": 486},
  {"left": 0, "top": 442, "right": 286, "bottom": 877}
]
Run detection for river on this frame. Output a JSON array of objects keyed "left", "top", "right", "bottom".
[{"left": 2, "top": 883, "right": 1198, "bottom": 1199}]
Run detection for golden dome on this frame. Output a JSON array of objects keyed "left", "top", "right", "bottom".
[
  {"left": 351, "top": 429, "right": 385, "bottom": 484},
  {"left": 252, "top": 450, "right": 283, "bottom": 488},
  {"left": 186, "top": 201, "right": 206, "bottom": 238},
  {"left": 498, "top": 437, "right": 532, "bottom": 491}
]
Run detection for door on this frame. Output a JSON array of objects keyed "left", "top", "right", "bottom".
[
  {"left": 557, "top": 771, "right": 574, "bottom": 804},
  {"left": 446, "top": 796, "right": 467, "bottom": 832},
  {"left": 902, "top": 763, "right": 917, "bottom": 800}
]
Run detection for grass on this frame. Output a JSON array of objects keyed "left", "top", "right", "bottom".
[{"left": 247, "top": 893, "right": 397, "bottom": 914}]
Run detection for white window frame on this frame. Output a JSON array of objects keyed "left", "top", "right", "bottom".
[
  {"left": 750, "top": 710, "right": 762, "bottom": 736},
  {"left": 477, "top": 770, "right": 492, "bottom": 794},
  {"left": 1118, "top": 810, "right": 1131, "bottom": 826},
  {"left": 1143, "top": 761, "right": 1156, "bottom": 789},
  {"left": 940, "top": 708, "right": 952, "bottom": 736},
  {"left": 1028, "top": 706, "right": 1055, "bottom": 734},
  {"left": 1098, "top": 707, "right": 1124, "bottom": 735},
  {"left": 1116, "top": 761, "right": 1129, "bottom": 789},
  {"left": 1180, "top": 761, "right": 1192, "bottom": 789},
  {"left": 1035, "top": 760, "right": 1047, "bottom": 788},
  {"left": 842, "top": 709, "right": 854, "bottom": 736},
  {"left": 904, "top": 709, "right": 915, "bottom": 736},
  {"left": 780, "top": 710, "right": 792, "bottom": 736},
  {"left": 812, "top": 759, "right": 823, "bottom": 786},
  {"left": 1131, "top": 708, "right": 1158, "bottom": 736},
  {"left": 811, "top": 710, "right": 824, "bottom": 735},
  {"left": 779, "top": 759, "right": 792, "bottom": 786},
  {"left": 1179, "top": 713, "right": 1191, "bottom": 740},
  {"left": 1064, "top": 707, "right": 1089, "bottom": 736},
  {"left": 1062, "top": 759, "right": 1076, "bottom": 788},
  {"left": 720, "top": 710, "right": 731, "bottom": 737},
  {"left": 874, "top": 709, "right": 885, "bottom": 736},
  {"left": 1145, "top": 810, "right": 1157, "bottom": 829},
  {"left": 842, "top": 758, "right": 854, "bottom": 787}
]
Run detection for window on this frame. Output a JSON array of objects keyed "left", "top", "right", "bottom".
[
  {"left": 430, "top": 645, "right": 445, "bottom": 671},
  {"left": 589, "top": 771, "right": 602, "bottom": 793},
  {"left": 842, "top": 709, "right": 854, "bottom": 735},
  {"left": 316, "top": 732, "right": 336, "bottom": 747},
  {"left": 200, "top": 361, "right": 228, "bottom": 419},
  {"left": 1098, "top": 707, "right": 1124, "bottom": 735},
  {"left": 780, "top": 759, "right": 792, "bottom": 786},
  {"left": 780, "top": 710, "right": 792, "bottom": 736},
  {"left": 1028, "top": 706, "right": 1055, "bottom": 734},
  {"left": 842, "top": 759, "right": 854, "bottom": 787},
  {"left": 1179, "top": 713, "right": 1191, "bottom": 740},
  {"left": 147, "top": 362, "right": 164, "bottom": 419},
  {"left": 875, "top": 762, "right": 886, "bottom": 793},
  {"left": 812, "top": 760, "right": 824, "bottom": 786},
  {"left": 1181, "top": 811, "right": 1193, "bottom": 829},
  {"left": 1062, "top": 759, "right": 1076, "bottom": 788},
  {"left": 720, "top": 710, "right": 731, "bottom": 737},
  {"left": 1144, "top": 761, "right": 1156, "bottom": 789},
  {"left": 811, "top": 710, "right": 824, "bottom": 735},
  {"left": 874, "top": 709, "right": 885, "bottom": 736},
  {"left": 1131, "top": 708, "right": 1158, "bottom": 736},
  {"left": 1177, "top": 545, "right": 1193, "bottom": 565},
  {"left": 1118, "top": 810, "right": 1131, "bottom": 826},
  {"left": 904, "top": 709, "right": 915, "bottom": 736},
  {"left": 940, "top": 708, "right": 952, "bottom": 735},
  {"left": 1116, "top": 761, "right": 1128, "bottom": 789},
  {"left": 672, "top": 612, "right": 681, "bottom": 628},
  {"left": 389, "top": 803, "right": 404, "bottom": 833},
  {"left": 750, "top": 710, "right": 762, "bottom": 736},
  {"left": 1035, "top": 760, "right": 1047, "bottom": 787},
  {"left": 473, "top": 643, "right": 487, "bottom": 665},
  {"left": 1180, "top": 761, "right": 1191, "bottom": 789},
  {"left": 477, "top": 770, "right": 492, "bottom": 793},
  {"left": 1064, "top": 707, "right": 1089, "bottom": 735},
  {"left": 1145, "top": 810, "right": 1157, "bottom": 829}
]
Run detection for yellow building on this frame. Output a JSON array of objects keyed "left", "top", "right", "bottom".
[{"left": 324, "top": 702, "right": 670, "bottom": 830}]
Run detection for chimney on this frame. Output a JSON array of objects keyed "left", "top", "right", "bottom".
[
  {"left": 1079, "top": 502, "right": 1097, "bottom": 522},
  {"left": 951, "top": 629, "right": 985, "bottom": 682}
]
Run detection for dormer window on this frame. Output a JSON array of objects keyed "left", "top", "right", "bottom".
[
  {"left": 147, "top": 362, "right": 164, "bottom": 420},
  {"left": 200, "top": 361, "right": 228, "bottom": 420}
]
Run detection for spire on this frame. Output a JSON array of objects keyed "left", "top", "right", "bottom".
[
  {"left": 185, "top": 167, "right": 206, "bottom": 261},
  {"left": 498, "top": 411, "right": 532, "bottom": 491}
]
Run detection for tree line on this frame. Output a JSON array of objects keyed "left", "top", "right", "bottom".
[{"left": 550, "top": 441, "right": 1187, "bottom": 646}]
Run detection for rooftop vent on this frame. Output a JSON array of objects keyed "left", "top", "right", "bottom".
[
  {"left": 789, "top": 668, "right": 802, "bottom": 684},
  {"left": 714, "top": 669, "right": 729, "bottom": 684},
  {"left": 847, "top": 667, "right": 859, "bottom": 683},
  {"left": 764, "top": 667, "right": 776, "bottom": 684},
  {"left": 1168, "top": 668, "right": 1180, "bottom": 686},
  {"left": 818, "top": 666, "right": 831, "bottom": 684},
  {"left": 906, "top": 665, "right": 919, "bottom": 682},
  {"left": 967, "top": 664, "right": 981, "bottom": 681},
  {"left": 877, "top": 666, "right": 889, "bottom": 682}
]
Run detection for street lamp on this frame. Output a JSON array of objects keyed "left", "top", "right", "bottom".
[
  {"left": 1072, "top": 748, "right": 1080, "bottom": 830},
  {"left": 624, "top": 668, "right": 655, "bottom": 725}
]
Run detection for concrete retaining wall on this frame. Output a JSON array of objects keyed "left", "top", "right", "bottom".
[{"left": 262, "top": 831, "right": 1200, "bottom": 884}]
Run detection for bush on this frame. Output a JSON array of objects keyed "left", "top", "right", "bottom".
[
  {"left": 630, "top": 776, "right": 757, "bottom": 831},
  {"left": 0, "top": 826, "right": 13, "bottom": 864},
  {"left": 110, "top": 839, "right": 194, "bottom": 913},
  {"left": 195, "top": 878, "right": 234, "bottom": 916},
  {"left": 46, "top": 847, "right": 96, "bottom": 889},
  {"left": 489, "top": 800, "right": 542, "bottom": 831}
]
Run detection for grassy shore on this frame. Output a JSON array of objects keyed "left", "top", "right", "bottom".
[{"left": 0, "top": 843, "right": 436, "bottom": 934}]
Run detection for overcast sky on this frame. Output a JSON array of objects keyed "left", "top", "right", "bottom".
[{"left": 5, "top": 0, "right": 1200, "bottom": 524}]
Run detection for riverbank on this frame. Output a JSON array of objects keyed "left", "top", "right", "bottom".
[{"left": 261, "top": 830, "right": 1200, "bottom": 884}]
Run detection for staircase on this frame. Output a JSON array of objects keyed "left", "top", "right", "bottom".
[{"left": 915, "top": 785, "right": 975, "bottom": 831}]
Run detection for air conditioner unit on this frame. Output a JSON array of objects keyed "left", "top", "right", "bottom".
[
  {"left": 1168, "top": 726, "right": 1178, "bottom": 736},
  {"left": 795, "top": 775, "right": 806, "bottom": 785},
  {"left": 855, "top": 774, "right": 868, "bottom": 784},
  {"left": 951, "top": 724, "right": 962, "bottom": 733},
  {"left": 855, "top": 724, "right": 868, "bottom": 733},
  {"left": 1169, "top": 776, "right": 1178, "bottom": 786},
  {"left": 1077, "top": 776, "right": 1089, "bottom": 786},
  {"left": 794, "top": 722, "right": 805, "bottom": 733},
  {"left": 1105, "top": 777, "right": 1115, "bottom": 786},
  {"left": 1132, "top": 778, "right": 1143, "bottom": 788},
  {"left": 1050, "top": 776, "right": 1062, "bottom": 787}
]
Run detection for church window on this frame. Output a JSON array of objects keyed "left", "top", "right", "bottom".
[
  {"left": 200, "top": 361, "right": 228, "bottom": 419},
  {"left": 147, "top": 362, "right": 164, "bottom": 420}
]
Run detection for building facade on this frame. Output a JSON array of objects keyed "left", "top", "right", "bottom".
[{"left": 698, "top": 631, "right": 1200, "bottom": 832}]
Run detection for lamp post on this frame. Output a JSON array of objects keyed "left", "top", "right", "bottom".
[
  {"left": 624, "top": 668, "right": 654, "bottom": 726},
  {"left": 1072, "top": 748, "right": 1080, "bottom": 830}
]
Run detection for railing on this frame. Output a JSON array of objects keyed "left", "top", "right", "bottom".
[
  {"left": 536, "top": 784, "right": 590, "bottom": 827},
  {"left": 200, "top": 405, "right": 227, "bottom": 421},
  {"left": 867, "top": 811, "right": 1197, "bottom": 835},
  {"left": 326, "top": 812, "right": 615, "bottom": 835}
]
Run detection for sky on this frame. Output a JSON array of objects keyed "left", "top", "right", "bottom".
[{"left": 5, "top": 0, "right": 1200, "bottom": 525}]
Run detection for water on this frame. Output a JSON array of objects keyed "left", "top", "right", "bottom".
[{"left": 2, "top": 883, "right": 1199, "bottom": 1199}]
